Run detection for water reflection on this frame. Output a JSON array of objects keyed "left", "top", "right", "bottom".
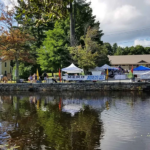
[
  {"left": 0, "top": 92, "right": 150, "bottom": 150},
  {"left": 0, "top": 92, "right": 105, "bottom": 150}
]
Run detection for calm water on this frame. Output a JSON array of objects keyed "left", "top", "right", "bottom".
[{"left": 0, "top": 92, "right": 150, "bottom": 150}]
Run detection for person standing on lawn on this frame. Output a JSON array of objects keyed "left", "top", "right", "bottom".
[{"left": 43, "top": 72, "right": 48, "bottom": 82}]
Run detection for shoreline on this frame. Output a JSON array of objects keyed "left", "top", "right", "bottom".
[{"left": 0, "top": 82, "right": 149, "bottom": 91}]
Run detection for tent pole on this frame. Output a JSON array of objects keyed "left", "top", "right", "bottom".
[{"left": 61, "top": 70, "right": 62, "bottom": 83}]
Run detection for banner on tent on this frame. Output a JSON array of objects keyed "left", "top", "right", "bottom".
[
  {"left": 140, "top": 74, "right": 150, "bottom": 79},
  {"left": 63, "top": 75, "right": 105, "bottom": 81}
]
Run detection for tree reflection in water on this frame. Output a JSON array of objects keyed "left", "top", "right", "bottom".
[{"left": 0, "top": 93, "right": 104, "bottom": 150}]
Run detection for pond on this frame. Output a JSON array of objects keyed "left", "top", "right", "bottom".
[{"left": 0, "top": 91, "right": 150, "bottom": 150}]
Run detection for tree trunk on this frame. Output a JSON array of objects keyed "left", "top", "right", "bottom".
[
  {"left": 70, "top": 0, "right": 75, "bottom": 46},
  {"left": 16, "top": 59, "right": 19, "bottom": 83},
  {"left": 73, "top": 0, "right": 76, "bottom": 35},
  {"left": 15, "top": 96, "right": 20, "bottom": 128}
]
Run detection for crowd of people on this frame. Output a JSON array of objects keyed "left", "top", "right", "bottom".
[
  {"left": 28, "top": 72, "right": 48, "bottom": 83},
  {"left": 107, "top": 66, "right": 130, "bottom": 78}
]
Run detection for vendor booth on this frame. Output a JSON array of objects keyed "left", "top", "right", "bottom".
[
  {"left": 100, "top": 64, "right": 127, "bottom": 80},
  {"left": 62, "top": 63, "right": 83, "bottom": 81},
  {"left": 62, "top": 63, "right": 83, "bottom": 73},
  {"left": 62, "top": 63, "right": 105, "bottom": 81},
  {"left": 89, "top": 67, "right": 105, "bottom": 75},
  {"left": 140, "top": 71, "right": 150, "bottom": 79},
  {"left": 101, "top": 64, "right": 119, "bottom": 70},
  {"left": 133, "top": 66, "right": 150, "bottom": 75},
  {"left": 114, "top": 74, "right": 127, "bottom": 80}
]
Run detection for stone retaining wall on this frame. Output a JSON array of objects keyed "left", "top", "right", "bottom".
[{"left": 0, "top": 83, "right": 149, "bottom": 91}]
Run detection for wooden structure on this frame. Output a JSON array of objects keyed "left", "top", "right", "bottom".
[{"left": 108, "top": 55, "right": 150, "bottom": 70}]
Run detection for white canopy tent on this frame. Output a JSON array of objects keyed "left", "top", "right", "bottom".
[
  {"left": 62, "top": 104, "right": 83, "bottom": 116},
  {"left": 134, "top": 71, "right": 150, "bottom": 75},
  {"left": 61, "top": 63, "right": 83, "bottom": 73},
  {"left": 140, "top": 71, "right": 150, "bottom": 79},
  {"left": 62, "top": 98, "right": 108, "bottom": 116},
  {"left": 89, "top": 67, "right": 104, "bottom": 71},
  {"left": 101, "top": 64, "right": 119, "bottom": 70},
  {"left": 89, "top": 67, "right": 105, "bottom": 75},
  {"left": 141, "top": 71, "right": 150, "bottom": 75}
]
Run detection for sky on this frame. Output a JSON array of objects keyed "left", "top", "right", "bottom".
[
  {"left": 1, "top": 0, "right": 150, "bottom": 47},
  {"left": 87, "top": 0, "right": 150, "bottom": 47}
]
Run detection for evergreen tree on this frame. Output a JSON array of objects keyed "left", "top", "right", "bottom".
[
  {"left": 115, "top": 47, "right": 123, "bottom": 55},
  {"left": 70, "top": 27, "right": 109, "bottom": 71},
  {"left": 104, "top": 43, "right": 150, "bottom": 56},
  {"left": 104, "top": 43, "right": 113, "bottom": 55},
  {"left": 74, "top": 0, "right": 103, "bottom": 45},
  {"left": 112, "top": 43, "right": 118, "bottom": 54},
  {"left": 15, "top": 0, "right": 54, "bottom": 48},
  {"left": 15, "top": 0, "right": 105, "bottom": 74},
  {"left": 58, "top": 0, "right": 104, "bottom": 46},
  {"left": 15, "top": 0, "right": 103, "bottom": 47},
  {"left": 145, "top": 47, "right": 150, "bottom": 54}
]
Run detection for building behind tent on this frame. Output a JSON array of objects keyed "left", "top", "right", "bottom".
[{"left": 108, "top": 55, "right": 150, "bottom": 70}]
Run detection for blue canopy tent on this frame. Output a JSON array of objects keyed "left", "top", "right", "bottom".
[
  {"left": 133, "top": 66, "right": 150, "bottom": 71},
  {"left": 100, "top": 64, "right": 119, "bottom": 70},
  {"left": 133, "top": 66, "right": 150, "bottom": 75}
]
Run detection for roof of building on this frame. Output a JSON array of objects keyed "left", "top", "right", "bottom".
[{"left": 108, "top": 55, "right": 150, "bottom": 65}]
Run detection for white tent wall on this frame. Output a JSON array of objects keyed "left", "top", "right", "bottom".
[
  {"left": 91, "top": 71, "right": 102, "bottom": 75},
  {"left": 140, "top": 71, "right": 150, "bottom": 75},
  {"left": 101, "top": 64, "right": 119, "bottom": 70},
  {"left": 61, "top": 63, "right": 83, "bottom": 73},
  {"left": 133, "top": 71, "right": 150, "bottom": 75}
]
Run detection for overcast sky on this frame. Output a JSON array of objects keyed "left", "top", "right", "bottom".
[
  {"left": 1, "top": 0, "right": 150, "bottom": 47},
  {"left": 87, "top": 0, "right": 150, "bottom": 47}
]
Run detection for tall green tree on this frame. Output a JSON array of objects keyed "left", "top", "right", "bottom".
[
  {"left": 104, "top": 43, "right": 113, "bottom": 55},
  {"left": 69, "top": 0, "right": 104, "bottom": 46},
  {"left": 16, "top": 0, "right": 73, "bottom": 25},
  {"left": 112, "top": 43, "right": 118, "bottom": 54},
  {"left": 75, "top": 0, "right": 103, "bottom": 45},
  {"left": 134, "top": 45, "right": 145, "bottom": 54},
  {"left": 15, "top": 0, "right": 103, "bottom": 47},
  {"left": 15, "top": 0, "right": 55, "bottom": 48},
  {"left": 145, "top": 47, "right": 150, "bottom": 54},
  {"left": 115, "top": 46, "right": 124, "bottom": 55},
  {"left": 37, "top": 22, "right": 71, "bottom": 72},
  {"left": 70, "top": 27, "right": 109, "bottom": 71}
]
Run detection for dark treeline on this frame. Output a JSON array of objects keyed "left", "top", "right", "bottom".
[{"left": 104, "top": 43, "right": 150, "bottom": 55}]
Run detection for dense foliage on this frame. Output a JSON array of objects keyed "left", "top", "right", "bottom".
[
  {"left": 104, "top": 43, "right": 150, "bottom": 55},
  {"left": 16, "top": 0, "right": 73, "bottom": 26},
  {"left": 2, "top": 0, "right": 150, "bottom": 79},
  {"left": 0, "top": 4, "right": 35, "bottom": 81},
  {"left": 37, "top": 22, "right": 71, "bottom": 72},
  {"left": 14, "top": 0, "right": 107, "bottom": 77},
  {"left": 70, "top": 27, "right": 109, "bottom": 70}
]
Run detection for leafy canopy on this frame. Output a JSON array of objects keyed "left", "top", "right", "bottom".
[
  {"left": 0, "top": 28, "right": 35, "bottom": 63},
  {"left": 37, "top": 21, "right": 71, "bottom": 72},
  {"left": 16, "top": 0, "right": 73, "bottom": 26},
  {"left": 0, "top": 3, "right": 35, "bottom": 63},
  {"left": 70, "top": 27, "right": 109, "bottom": 70}
]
